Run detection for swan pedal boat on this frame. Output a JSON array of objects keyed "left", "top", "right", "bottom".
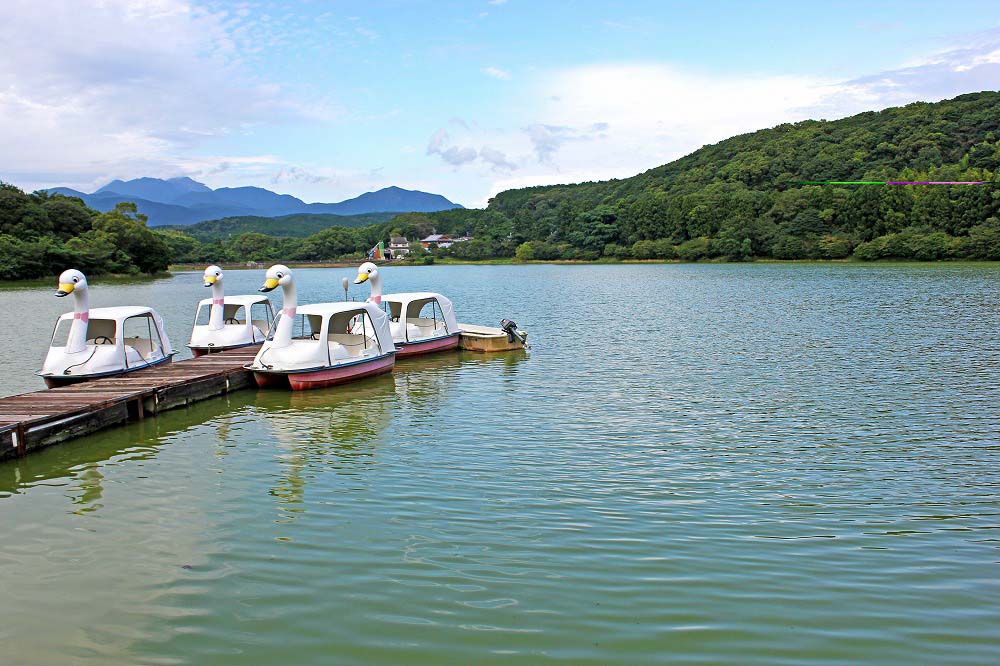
[
  {"left": 354, "top": 262, "right": 460, "bottom": 358},
  {"left": 36, "top": 270, "right": 174, "bottom": 388},
  {"left": 379, "top": 292, "right": 460, "bottom": 357},
  {"left": 188, "top": 295, "right": 274, "bottom": 356},
  {"left": 247, "top": 301, "right": 395, "bottom": 390},
  {"left": 188, "top": 266, "right": 275, "bottom": 356},
  {"left": 247, "top": 266, "right": 394, "bottom": 390}
]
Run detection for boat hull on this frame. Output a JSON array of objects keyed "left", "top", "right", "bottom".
[
  {"left": 253, "top": 353, "right": 395, "bottom": 390},
  {"left": 40, "top": 355, "right": 174, "bottom": 388},
  {"left": 395, "top": 333, "right": 460, "bottom": 358}
]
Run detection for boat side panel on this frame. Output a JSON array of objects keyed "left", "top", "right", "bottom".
[
  {"left": 287, "top": 354, "right": 395, "bottom": 390},
  {"left": 395, "top": 333, "right": 460, "bottom": 358}
]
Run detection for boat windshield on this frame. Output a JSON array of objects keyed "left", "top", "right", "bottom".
[
  {"left": 406, "top": 298, "right": 448, "bottom": 336},
  {"left": 122, "top": 314, "right": 165, "bottom": 362},
  {"left": 266, "top": 313, "right": 323, "bottom": 342}
]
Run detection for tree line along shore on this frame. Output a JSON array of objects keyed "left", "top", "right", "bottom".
[{"left": 3, "top": 92, "right": 999, "bottom": 280}]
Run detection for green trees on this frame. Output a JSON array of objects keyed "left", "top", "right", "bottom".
[
  {"left": 92, "top": 203, "right": 171, "bottom": 273},
  {"left": 452, "top": 92, "right": 1000, "bottom": 263},
  {"left": 293, "top": 226, "right": 355, "bottom": 260}
]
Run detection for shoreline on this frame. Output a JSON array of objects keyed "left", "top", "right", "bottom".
[
  {"left": 169, "top": 257, "right": 1000, "bottom": 271},
  {"left": 1, "top": 259, "right": 995, "bottom": 289}
]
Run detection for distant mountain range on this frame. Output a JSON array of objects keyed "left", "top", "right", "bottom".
[{"left": 48, "top": 177, "right": 463, "bottom": 226}]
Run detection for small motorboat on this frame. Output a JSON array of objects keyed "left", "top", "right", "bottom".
[
  {"left": 188, "top": 265, "right": 275, "bottom": 357},
  {"left": 246, "top": 265, "right": 396, "bottom": 390},
  {"left": 36, "top": 269, "right": 174, "bottom": 387},
  {"left": 354, "top": 262, "right": 460, "bottom": 357}
]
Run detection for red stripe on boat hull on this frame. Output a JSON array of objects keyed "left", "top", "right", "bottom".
[
  {"left": 254, "top": 354, "right": 395, "bottom": 390},
  {"left": 395, "top": 334, "right": 460, "bottom": 358}
]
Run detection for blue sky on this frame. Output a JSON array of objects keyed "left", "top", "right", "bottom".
[{"left": 2, "top": 1, "right": 999, "bottom": 206}]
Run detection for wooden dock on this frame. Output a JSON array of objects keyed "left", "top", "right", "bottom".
[{"left": 0, "top": 346, "right": 260, "bottom": 462}]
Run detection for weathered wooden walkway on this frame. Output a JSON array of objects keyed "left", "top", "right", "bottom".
[{"left": 0, "top": 346, "right": 260, "bottom": 461}]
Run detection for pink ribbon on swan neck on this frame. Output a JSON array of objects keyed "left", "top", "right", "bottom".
[
  {"left": 74, "top": 312, "right": 89, "bottom": 323},
  {"left": 282, "top": 307, "right": 297, "bottom": 317},
  {"left": 212, "top": 298, "right": 224, "bottom": 306}
]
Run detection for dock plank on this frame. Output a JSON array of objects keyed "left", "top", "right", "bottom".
[{"left": 0, "top": 345, "right": 262, "bottom": 461}]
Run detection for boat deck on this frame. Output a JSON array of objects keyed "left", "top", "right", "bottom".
[{"left": 0, "top": 346, "right": 260, "bottom": 461}]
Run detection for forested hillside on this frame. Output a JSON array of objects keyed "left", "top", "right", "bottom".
[
  {"left": 162, "top": 212, "right": 397, "bottom": 242},
  {"left": 426, "top": 91, "right": 1000, "bottom": 261},
  {"left": 2, "top": 91, "right": 999, "bottom": 279}
]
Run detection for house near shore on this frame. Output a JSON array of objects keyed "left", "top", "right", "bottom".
[
  {"left": 421, "top": 234, "right": 472, "bottom": 250},
  {"left": 388, "top": 236, "right": 411, "bottom": 257}
]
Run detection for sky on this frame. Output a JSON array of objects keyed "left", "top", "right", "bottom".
[{"left": 2, "top": 1, "right": 999, "bottom": 207}]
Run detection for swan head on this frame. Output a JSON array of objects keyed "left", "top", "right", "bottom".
[
  {"left": 55, "top": 269, "right": 87, "bottom": 297},
  {"left": 260, "top": 264, "right": 292, "bottom": 292},
  {"left": 203, "top": 265, "right": 223, "bottom": 288},
  {"left": 355, "top": 261, "right": 378, "bottom": 284}
]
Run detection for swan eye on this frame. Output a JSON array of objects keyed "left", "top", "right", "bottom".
[{"left": 72, "top": 278, "right": 79, "bottom": 283}]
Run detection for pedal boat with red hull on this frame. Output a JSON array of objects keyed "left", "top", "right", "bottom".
[
  {"left": 378, "top": 292, "right": 460, "bottom": 358},
  {"left": 246, "top": 265, "right": 396, "bottom": 390},
  {"left": 188, "top": 266, "right": 274, "bottom": 357},
  {"left": 36, "top": 269, "right": 175, "bottom": 388},
  {"left": 354, "top": 263, "right": 461, "bottom": 359}
]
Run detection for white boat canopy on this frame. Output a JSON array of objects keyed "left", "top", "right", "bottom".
[
  {"left": 40, "top": 306, "right": 173, "bottom": 379},
  {"left": 188, "top": 294, "right": 274, "bottom": 351},
  {"left": 380, "top": 292, "right": 458, "bottom": 340},
  {"left": 251, "top": 301, "right": 395, "bottom": 372}
]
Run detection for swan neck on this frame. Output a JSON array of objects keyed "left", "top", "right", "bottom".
[
  {"left": 272, "top": 282, "right": 297, "bottom": 347},
  {"left": 66, "top": 288, "right": 89, "bottom": 354},
  {"left": 208, "top": 280, "right": 225, "bottom": 330},
  {"left": 369, "top": 273, "right": 382, "bottom": 303}
]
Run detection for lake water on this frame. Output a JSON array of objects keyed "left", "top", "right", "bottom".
[{"left": 0, "top": 263, "right": 998, "bottom": 665}]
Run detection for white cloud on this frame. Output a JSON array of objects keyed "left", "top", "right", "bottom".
[
  {"left": 523, "top": 123, "right": 609, "bottom": 163},
  {"left": 0, "top": 0, "right": 334, "bottom": 193},
  {"left": 483, "top": 66, "right": 512, "bottom": 80},
  {"left": 479, "top": 147, "right": 517, "bottom": 172},
  {"left": 451, "top": 33, "right": 1000, "bottom": 205}
]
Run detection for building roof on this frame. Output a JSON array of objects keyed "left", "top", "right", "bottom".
[
  {"left": 389, "top": 237, "right": 409, "bottom": 244},
  {"left": 421, "top": 234, "right": 449, "bottom": 242}
]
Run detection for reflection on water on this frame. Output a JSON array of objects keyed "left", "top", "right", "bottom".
[{"left": 0, "top": 263, "right": 997, "bottom": 666}]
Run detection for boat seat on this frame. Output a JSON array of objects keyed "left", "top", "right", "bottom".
[
  {"left": 328, "top": 333, "right": 379, "bottom": 358},
  {"left": 123, "top": 337, "right": 159, "bottom": 360},
  {"left": 406, "top": 318, "right": 448, "bottom": 340}
]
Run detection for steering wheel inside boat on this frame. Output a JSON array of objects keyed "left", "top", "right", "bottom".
[
  {"left": 93, "top": 336, "right": 113, "bottom": 345},
  {"left": 225, "top": 317, "right": 241, "bottom": 324}
]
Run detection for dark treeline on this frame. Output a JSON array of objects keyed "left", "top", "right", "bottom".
[
  {"left": 2, "top": 92, "right": 999, "bottom": 280},
  {"left": 0, "top": 186, "right": 170, "bottom": 279}
]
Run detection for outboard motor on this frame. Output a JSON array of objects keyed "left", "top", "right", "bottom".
[{"left": 500, "top": 318, "right": 530, "bottom": 349}]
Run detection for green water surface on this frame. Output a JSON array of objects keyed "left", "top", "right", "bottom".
[{"left": 0, "top": 263, "right": 997, "bottom": 665}]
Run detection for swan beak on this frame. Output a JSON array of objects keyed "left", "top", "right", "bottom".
[
  {"left": 259, "top": 278, "right": 279, "bottom": 293},
  {"left": 204, "top": 275, "right": 217, "bottom": 287},
  {"left": 56, "top": 282, "right": 74, "bottom": 297},
  {"left": 354, "top": 273, "right": 369, "bottom": 284}
]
